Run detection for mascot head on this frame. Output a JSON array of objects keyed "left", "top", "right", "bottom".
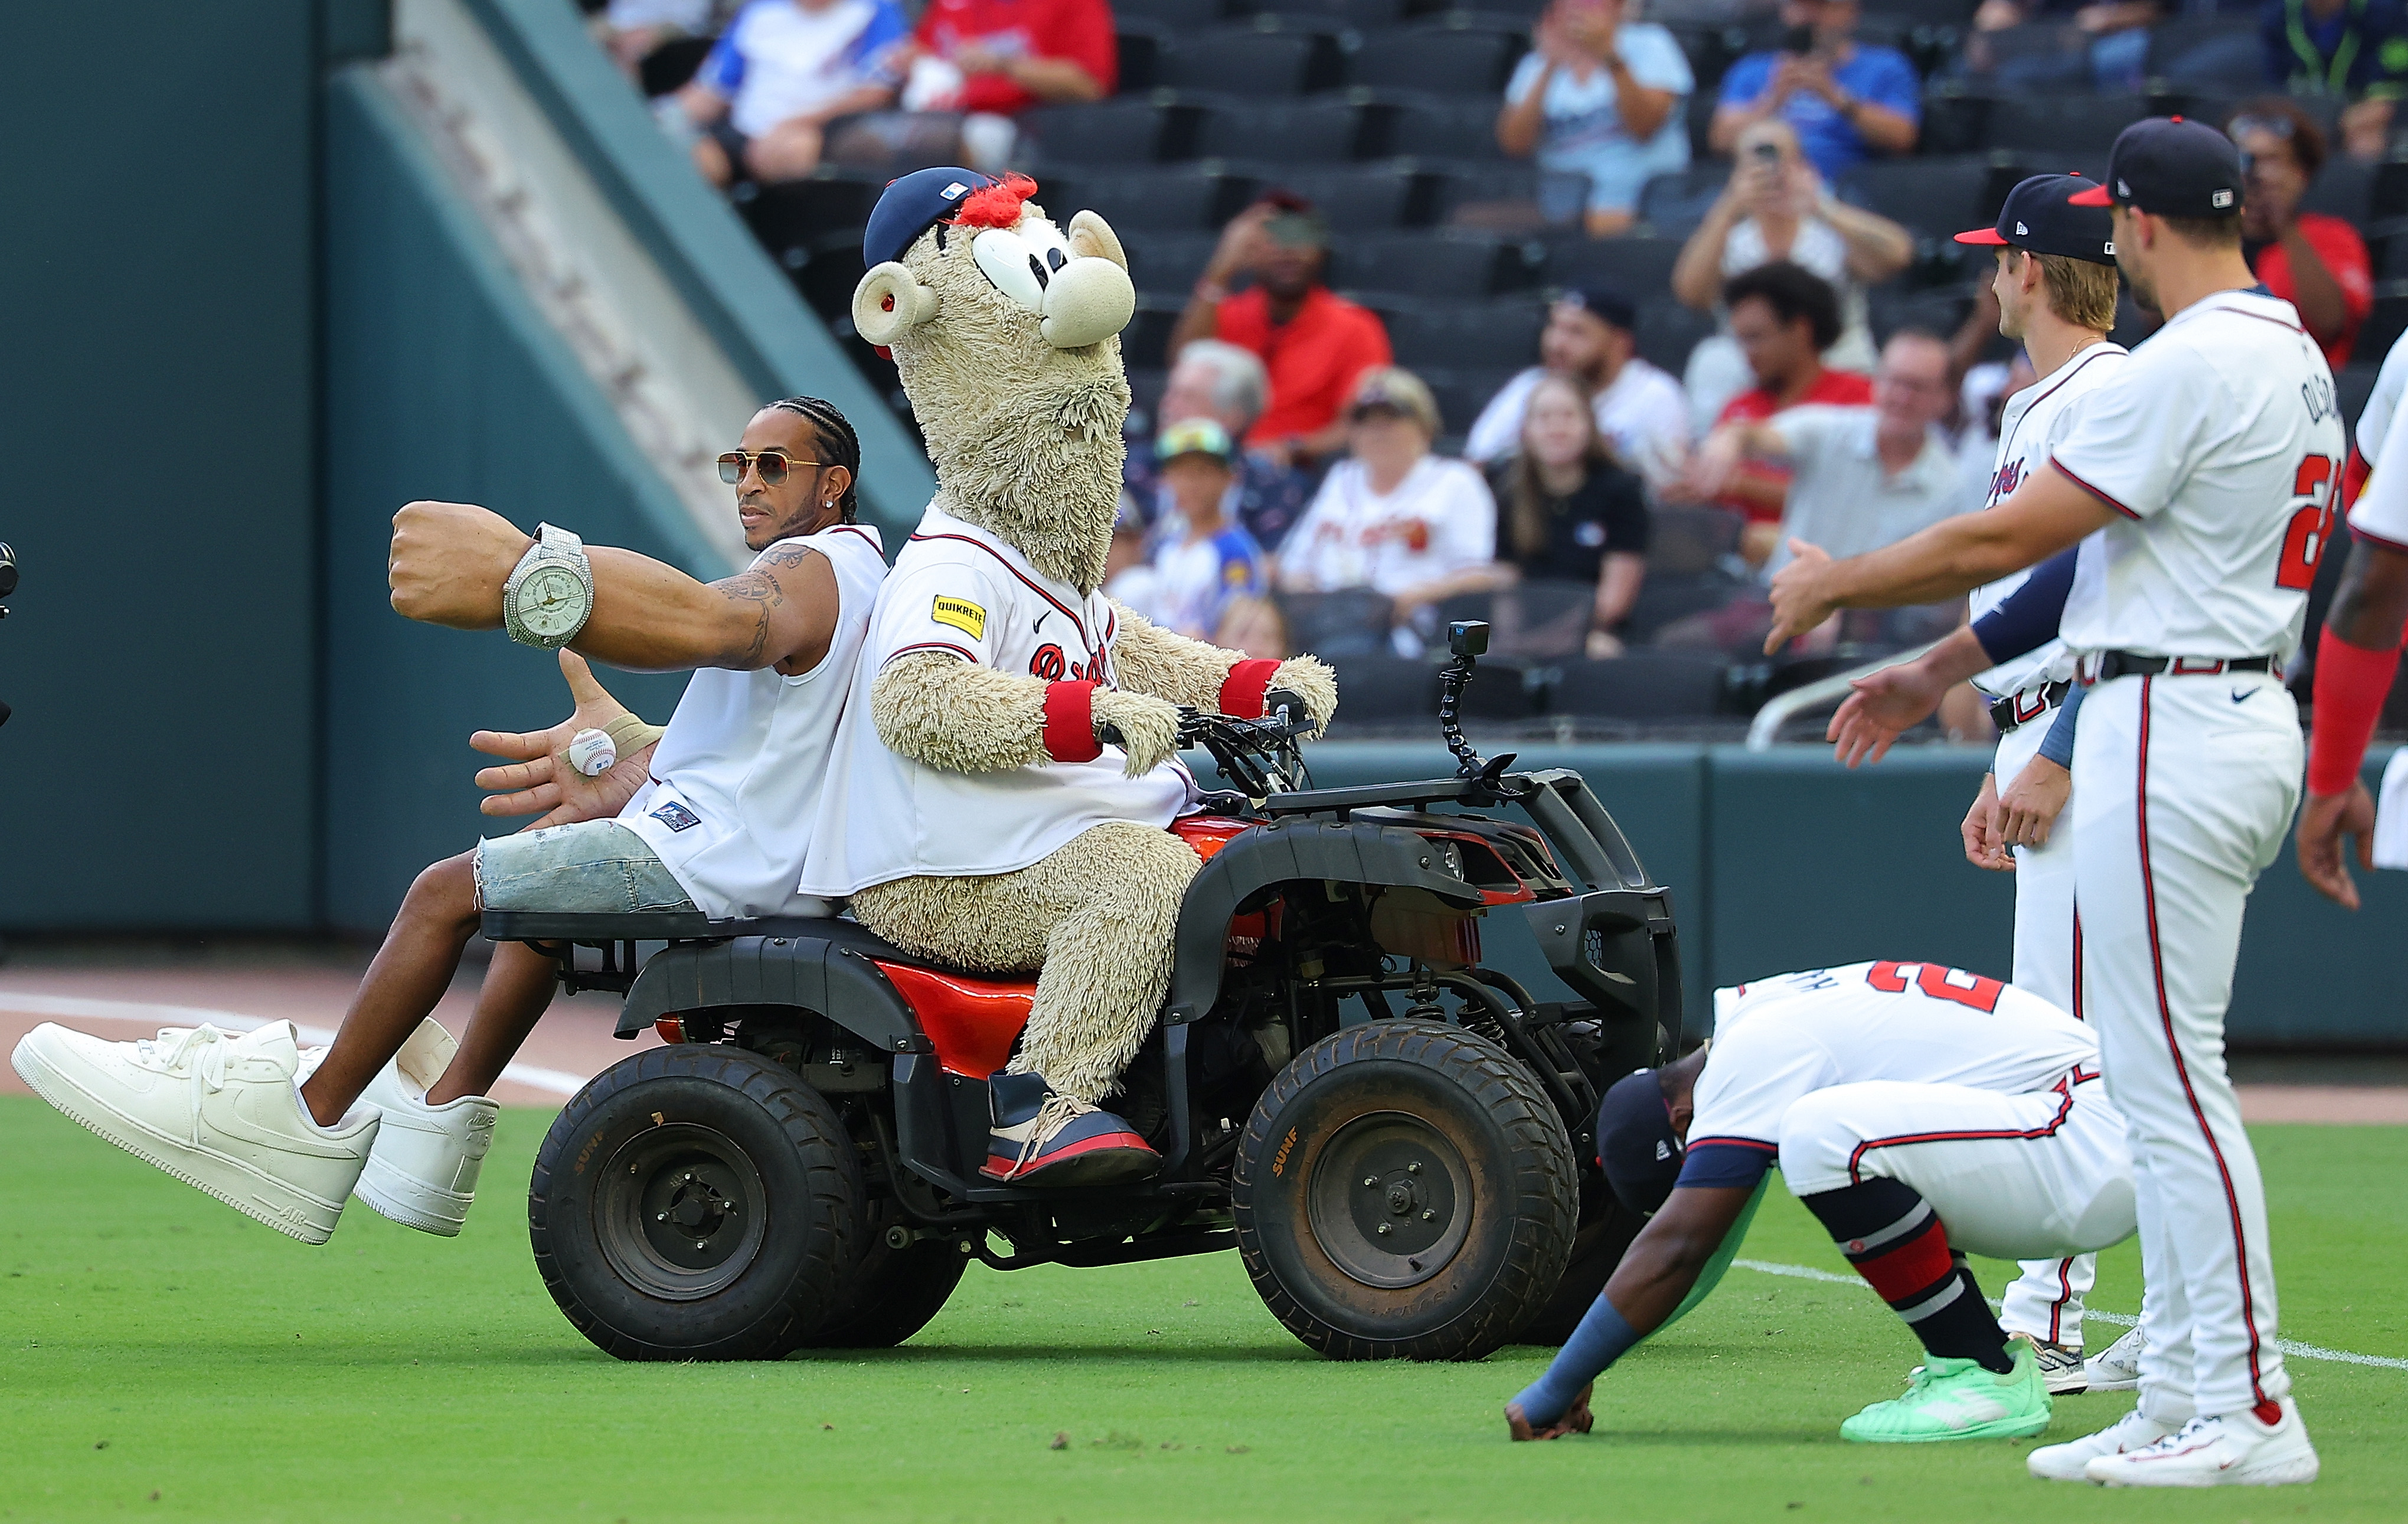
[{"left": 852, "top": 168, "right": 1138, "bottom": 593}]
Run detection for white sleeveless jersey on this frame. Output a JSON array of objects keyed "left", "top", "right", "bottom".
[
  {"left": 799, "top": 503, "right": 1194, "bottom": 897},
  {"left": 1966, "top": 342, "right": 2128, "bottom": 698},
  {"left": 2350, "top": 333, "right": 2408, "bottom": 552},
  {"left": 616, "top": 523, "right": 887, "bottom": 920},
  {"left": 1687, "top": 961, "right": 2099, "bottom": 1153},
  {"left": 2053, "top": 289, "right": 2347, "bottom": 662}
]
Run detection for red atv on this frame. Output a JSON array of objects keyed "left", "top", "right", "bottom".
[{"left": 501, "top": 624, "right": 1679, "bottom": 1362}]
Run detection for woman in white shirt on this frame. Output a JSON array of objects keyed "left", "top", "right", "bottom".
[
  {"left": 1279, "top": 368, "right": 1500, "bottom": 654},
  {"left": 1670, "top": 118, "right": 1913, "bottom": 426}
]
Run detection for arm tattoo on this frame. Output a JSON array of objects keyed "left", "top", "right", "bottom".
[{"left": 714, "top": 569, "right": 782, "bottom": 665}]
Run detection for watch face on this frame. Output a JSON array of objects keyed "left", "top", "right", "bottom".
[{"left": 517, "top": 564, "right": 590, "bottom": 639}]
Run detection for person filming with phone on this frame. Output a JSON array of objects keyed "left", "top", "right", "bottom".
[{"left": 1710, "top": 0, "right": 1919, "bottom": 182}]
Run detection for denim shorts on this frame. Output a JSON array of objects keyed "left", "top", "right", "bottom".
[{"left": 473, "top": 821, "right": 698, "bottom": 914}]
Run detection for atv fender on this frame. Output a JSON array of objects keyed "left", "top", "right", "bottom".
[
  {"left": 1511, "top": 887, "right": 1681, "bottom": 1033},
  {"left": 616, "top": 931, "right": 932, "bottom": 1059},
  {"left": 1165, "top": 815, "right": 1485, "bottom": 1024}
]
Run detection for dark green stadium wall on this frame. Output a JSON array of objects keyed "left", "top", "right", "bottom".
[
  {"left": 319, "top": 67, "right": 701, "bottom": 929},
  {"left": 0, "top": 2, "right": 321, "bottom": 928}
]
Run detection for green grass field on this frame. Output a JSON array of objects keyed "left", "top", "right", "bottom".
[{"left": 3, "top": 1096, "right": 2402, "bottom": 1523}]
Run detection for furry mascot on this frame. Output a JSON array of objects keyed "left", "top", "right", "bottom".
[{"left": 802, "top": 168, "right": 1335, "bottom": 1187}]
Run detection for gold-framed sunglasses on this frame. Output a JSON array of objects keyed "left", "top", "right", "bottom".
[{"left": 717, "top": 449, "right": 826, "bottom": 486}]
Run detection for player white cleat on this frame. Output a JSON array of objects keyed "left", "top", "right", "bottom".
[
  {"left": 2084, "top": 1399, "right": 2319, "bottom": 1488},
  {"left": 10, "top": 1020, "right": 378, "bottom": 1245},
  {"left": 2084, "top": 1326, "right": 2144, "bottom": 1392},
  {"left": 349, "top": 1019, "right": 498, "bottom": 1236},
  {"left": 2026, "top": 1406, "right": 2173, "bottom": 1481}
]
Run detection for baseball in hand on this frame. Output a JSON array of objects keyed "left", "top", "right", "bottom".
[{"left": 567, "top": 729, "right": 619, "bottom": 778}]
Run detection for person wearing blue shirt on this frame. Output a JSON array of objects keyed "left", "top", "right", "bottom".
[
  {"left": 1496, "top": 0, "right": 1694, "bottom": 238},
  {"left": 1713, "top": 0, "right": 1920, "bottom": 183},
  {"left": 1146, "top": 419, "right": 1269, "bottom": 642},
  {"left": 662, "top": 0, "right": 911, "bottom": 186}
]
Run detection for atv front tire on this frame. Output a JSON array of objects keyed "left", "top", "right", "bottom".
[
  {"left": 1232, "top": 1020, "right": 1577, "bottom": 1360},
  {"left": 530, "top": 1044, "right": 860, "bottom": 1361}
]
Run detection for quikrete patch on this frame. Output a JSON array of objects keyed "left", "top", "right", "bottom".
[{"left": 932, "top": 595, "right": 986, "bottom": 639}]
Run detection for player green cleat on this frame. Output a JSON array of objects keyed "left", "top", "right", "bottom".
[{"left": 1839, "top": 1340, "right": 2053, "bottom": 1444}]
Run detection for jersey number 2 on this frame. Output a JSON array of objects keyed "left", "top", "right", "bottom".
[
  {"left": 2275, "top": 455, "right": 2340, "bottom": 591},
  {"left": 1866, "top": 961, "right": 2004, "bottom": 1013}
]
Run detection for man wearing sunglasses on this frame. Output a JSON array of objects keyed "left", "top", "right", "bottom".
[{"left": 13, "top": 397, "right": 888, "bottom": 1248}]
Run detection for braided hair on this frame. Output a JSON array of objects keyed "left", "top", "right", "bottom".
[{"left": 764, "top": 395, "right": 861, "bottom": 524}]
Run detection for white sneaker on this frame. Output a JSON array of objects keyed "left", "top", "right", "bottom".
[
  {"left": 2027, "top": 1406, "right": 2173, "bottom": 1481},
  {"left": 2085, "top": 1325, "right": 2144, "bottom": 1392},
  {"left": 2084, "top": 1399, "right": 2320, "bottom": 1487},
  {"left": 350, "top": 1019, "right": 498, "bottom": 1236},
  {"left": 11, "top": 1020, "right": 378, "bottom": 1245},
  {"left": 2031, "top": 1338, "right": 2090, "bottom": 1395}
]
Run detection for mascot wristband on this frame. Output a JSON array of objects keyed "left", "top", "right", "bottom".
[
  {"left": 1219, "top": 659, "right": 1283, "bottom": 719},
  {"left": 1043, "top": 680, "right": 1104, "bottom": 763}
]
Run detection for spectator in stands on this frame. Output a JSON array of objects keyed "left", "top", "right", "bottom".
[
  {"left": 1672, "top": 120, "right": 1911, "bottom": 425},
  {"left": 1710, "top": 0, "right": 1919, "bottom": 182},
  {"left": 1687, "top": 328, "right": 1959, "bottom": 583},
  {"left": 596, "top": 0, "right": 723, "bottom": 81},
  {"left": 901, "top": 0, "right": 1115, "bottom": 169},
  {"left": 1965, "top": 0, "right": 2162, "bottom": 94},
  {"left": 1465, "top": 288, "right": 1692, "bottom": 492},
  {"left": 1279, "top": 369, "right": 1501, "bottom": 651},
  {"left": 664, "top": 0, "right": 909, "bottom": 187},
  {"left": 1171, "top": 195, "right": 1394, "bottom": 471},
  {"left": 1661, "top": 260, "right": 1872, "bottom": 562},
  {"left": 1491, "top": 373, "right": 1652, "bottom": 657},
  {"left": 1126, "top": 341, "right": 1313, "bottom": 553},
  {"left": 1141, "top": 419, "right": 1269, "bottom": 642},
  {"left": 1495, "top": 0, "right": 1694, "bottom": 238},
  {"left": 2231, "top": 98, "right": 2375, "bottom": 368},
  {"left": 2263, "top": 0, "right": 2408, "bottom": 159}
]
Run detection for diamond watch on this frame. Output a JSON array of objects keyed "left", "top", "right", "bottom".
[{"left": 501, "top": 523, "right": 594, "bottom": 648}]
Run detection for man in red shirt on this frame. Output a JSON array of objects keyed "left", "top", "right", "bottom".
[
  {"left": 2231, "top": 100, "right": 2373, "bottom": 369},
  {"left": 1667, "top": 260, "right": 1871, "bottom": 560},
  {"left": 1168, "top": 194, "right": 1394, "bottom": 468},
  {"left": 912, "top": 0, "right": 1115, "bottom": 116}
]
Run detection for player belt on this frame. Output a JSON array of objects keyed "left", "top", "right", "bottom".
[
  {"left": 1989, "top": 680, "right": 2071, "bottom": 735},
  {"left": 2090, "top": 651, "right": 2277, "bottom": 683}
]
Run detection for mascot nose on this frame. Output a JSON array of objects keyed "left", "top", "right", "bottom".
[{"left": 1040, "top": 256, "right": 1136, "bottom": 350}]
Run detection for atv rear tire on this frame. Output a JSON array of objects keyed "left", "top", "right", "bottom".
[
  {"left": 802, "top": 1199, "right": 967, "bottom": 1349},
  {"left": 530, "top": 1044, "right": 860, "bottom": 1361},
  {"left": 1232, "top": 1020, "right": 1577, "bottom": 1360}
]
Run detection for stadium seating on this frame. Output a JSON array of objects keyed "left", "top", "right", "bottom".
[
  {"left": 1192, "top": 98, "right": 1363, "bottom": 161},
  {"left": 1350, "top": 21, "right": 1525, "bottom": 95},
  {"left": 1547, "top": 652, "right": 1731, "bottom": 720}
]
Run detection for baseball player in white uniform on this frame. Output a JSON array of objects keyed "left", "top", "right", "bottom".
[
  {"left": 15, "top": 396, "right": 889, "bottom": 1246},
  {"left": 2296, "top": 327, "right": 2408, "bottom": 907},
  {"left": 1505, "top": 961, "right": 2134, "bottom": 1447},
  {"left": 1763, "top": 119, "right": 2335, "bottom": 1487},
  {"left": 1824, "top": 174, "right": 2132, "bottom": 1391}
]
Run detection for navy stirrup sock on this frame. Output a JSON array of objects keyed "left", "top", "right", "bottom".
[
  {"left": 1802, "top": 1177, "right": 2012, "bottom": 1375},
  {"left": 1511, "top": 1293, "right": 1641, "bottom": 1425}
]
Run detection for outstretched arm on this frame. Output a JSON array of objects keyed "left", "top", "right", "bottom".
[
  {"left": 387, "top": 500, "right": 841, "bottom": 674},
  {"left": 870, "top": 651, "right": 1187, "bottom": 780},
  {"left": 1505, "top": 1184, "right": 1759, "bottom": 1438},
  {"left": 1765, "top": 466, "right": 2112, "bottom": 650},
  {"left": 1108, "top": 608, "right": 1339, "bottom": 735}
]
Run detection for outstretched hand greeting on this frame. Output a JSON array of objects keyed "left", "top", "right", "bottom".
[{"left": 471, "top": 650, "right": 659, "bottom": 830}]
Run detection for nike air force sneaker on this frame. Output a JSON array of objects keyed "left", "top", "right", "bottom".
[
  {"left": 1838, "top": 1339, "right": 2053, "bottom": 1443},
  {"left": 350, "top": 1019, "right": 498, "bottom": 1236},
  {"left": 2084, "top": 1399, "right": 2321, "bottom": 1487},
  {"left": 2084, "top": 1325, "right": 2145, "bottom": 1393},
  {"left": 2027, "top": 1406, "right": 2175, "bottom": 1480},
  {"left": 12, "top": 1020, "right": 378, "bottom": 1244}
]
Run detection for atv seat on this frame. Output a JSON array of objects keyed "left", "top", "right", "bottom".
[{"left": 481, "top": 908, "right": 858, "bottom": 945}]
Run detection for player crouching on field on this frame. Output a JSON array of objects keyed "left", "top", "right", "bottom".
[
  {"left": 11, "top": 397, "right": 886, "bottom": 1246},
  {"left": 1505, "top": 961, "right": 2136, "bottom": 1448}
]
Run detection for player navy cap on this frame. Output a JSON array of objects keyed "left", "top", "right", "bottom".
[
  {"left": 862, "top": 166, "right": 999, "bottom": 269},
  {"left": 1596, "top": 1068, "right": 1684, "bottom": 1217},
  {"left": 1953, "top": 174, "right": 2117, "bottom": 266},
  {"left": 2069, "top": 116, "right": 2243, "bottom": 218}
]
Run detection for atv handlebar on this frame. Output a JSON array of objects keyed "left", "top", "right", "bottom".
[{"left": 1095, "top": 688, "right": 1314, "bottom": 799}]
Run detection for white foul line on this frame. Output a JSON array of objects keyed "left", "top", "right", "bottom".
[
  {"left": 0, "top": 991, "right": 586, "bottom": 1097},
  {"left": 1734, "top": 1259, "right": 2408, "bottom": 1372}
]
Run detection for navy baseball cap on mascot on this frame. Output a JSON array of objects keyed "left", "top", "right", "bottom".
[{"left": 855, "top": 167, "right": 1136, "bottom": 354}]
